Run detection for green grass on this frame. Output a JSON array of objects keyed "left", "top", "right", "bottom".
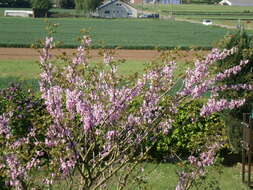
[
  {"left": 0, "top": 60, "right": 147, "bottom": 89},
  {"left": 0, "top": 60, "right": 40, "bottom": 89},
  {"left": 141, "top": 163, "right": 248, "bottom": 190},
  {"left": 0, "top": 17, "right": 230, "bottom": 49},
  {"left": 41, "top": 162, "right": 248, "bottom": 189}
]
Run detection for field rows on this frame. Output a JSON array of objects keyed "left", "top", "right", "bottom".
[
  {"left": 138, "top": 4, "right": 253, "bottom": 13},
  {"left": 0, "top": 17, "right": 230, "bottom": 49}
]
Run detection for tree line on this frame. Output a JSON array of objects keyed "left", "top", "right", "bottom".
[
  {"left": 0, "top": 0, "right": 103, "bottom": 10},
  {"left": 0, "top": 0, "right": 104, "bottom": 17}
]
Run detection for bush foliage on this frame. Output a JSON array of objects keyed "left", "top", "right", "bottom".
[
  {"left": 216, "top": 29, "right": 253, "bottom": 152},
  {"left": 149, "top": 100, "right": 227, "bottom": 159},
  {"left": 0, "top": 83, "right": 50, "bottom": 189},
  {"left": 0, "top": 83, "right": 49, "bottom": 137}
]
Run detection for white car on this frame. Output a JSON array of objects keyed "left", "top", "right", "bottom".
[{"left": 202, "top": 19, "right": 212, "bottom": 25}]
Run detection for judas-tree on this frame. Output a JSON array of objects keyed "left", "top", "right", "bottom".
[{"left": 0, "top": 34, "right": 252, "bottom": 190}]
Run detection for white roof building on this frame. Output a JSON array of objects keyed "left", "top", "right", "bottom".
[
  {"left": 219, "top": 0, "right": 253, "bottom": 6},
  {"left": 144, "top": 0, "right": 181, "bottom": 4},
  {"left": 95, "top": 0, "right": 138, "bottom": 18}
]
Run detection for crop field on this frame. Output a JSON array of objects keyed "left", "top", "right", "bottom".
[
  {"left": 136, "top": 4, "right": 253, "bottom": 30},
  {"left": 138, "top": 4, "right": 253, "bottom": 14},
  {"left": 0, "top": 17, "right": 230, "bottom": 49}
]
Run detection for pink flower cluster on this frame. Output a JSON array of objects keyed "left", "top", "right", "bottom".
[
  {"left": 5, "top": 153, "right": 40, "bottom": 190},
  {"left": 42, "top": 86, "right": 64, "bottom": 121},
  {"left": 6, "top": 155, "right": 25, "bottom": 189},
  {"left": 215, "top": 60, "right": 249, "bottom": 81},
  {"left": 181, "top": 48, "right": 237, "bottom": 97},
  {"left": 0, "top": 112, "right": 42, "bottom": 189},
  {"left": 200, "top": 98, "right": 245, "bottom": 116},
  {"left": 0, "top": 112, "right": 12, "bottom": 139},
  {"left": 176, "top": 143, "right": 221, "bottom": 190},
  {"left": 60, "top": 157, "right": 77, "bottom": 176}
]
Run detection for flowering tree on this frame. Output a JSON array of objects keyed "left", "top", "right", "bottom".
[{"left": 0, "top": 35, "right": 252, "bottom": 190}]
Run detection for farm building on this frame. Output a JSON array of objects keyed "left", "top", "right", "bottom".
[
  {"left": 95, "top": 0, "right": 138, "bottom": 18},
  {"left": 144, "top": 0, "right": 181, "bottom": 4},
  {"left": 219, "top": 0, "right": 253, "bottom": 6},
  {"left": 130, "top": 0, "right": 143, "bottom": 4}
]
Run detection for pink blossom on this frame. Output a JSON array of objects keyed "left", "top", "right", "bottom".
[
  {"left": 104, "top": 53, "right": 113, "bottom": 64},
  {"left": 200, "top": 98, "right": 245, "bottom": 116},
  {"left": 43, "top": 86, "right": 64, "bottom": 121},
  {"left": 106, "top": 130, "right": 117, "bottom": 140},
  {"left": 83, "top": 35, "right": 92, "bottom": 46},
  {"left": 60, "top": 158, "right": 76, "bottom": 176},
  {"left": 0, "top": 112, "right": 12, "bottom": 138},
  {"left": 45, "top": 37, "right": 53, "bottom": 49}
]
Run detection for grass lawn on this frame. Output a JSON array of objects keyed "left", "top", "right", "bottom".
[
  {"left": 0, "top": 17, "right": 230, "bottom": 49},
  {"left": 136, "top": 163, "right": 248, "bottom": 190},
  {"left": 38, "top": 162, "right": 247, "bottom": 189},
  {"left": 0, "top": 59, "right": 148, "bottom": 89},
  {"left": 0, "top": 51, "right": 195, "bottom": 89},
  {"left": 0, "top": 60, "right": 39, "bottom": 89}
]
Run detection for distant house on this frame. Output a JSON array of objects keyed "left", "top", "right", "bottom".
[
  {"left": 130, "top": 0, "right": 143, "bottom": 4},
  {"left": 219, "top": 0, "right": 253, "bottom": 6},
  {"left": 144, "top": 0, "right": 182, "bottom": 4},
  {"left": 95, "top": 0, "right": 138, "bottom": 18}
]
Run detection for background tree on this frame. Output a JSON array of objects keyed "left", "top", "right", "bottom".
[
  {"left": 0, "top": 0, "right": 30, "bottom": 7},
  {"left": 75, "top": 0, "right": 103, "bottom": 15},
  {"left": 31, "top": 0, "right": 52, "bottom": 17},
  {"left": 59, "top": 0, "right": 75, "bottom": 8}
]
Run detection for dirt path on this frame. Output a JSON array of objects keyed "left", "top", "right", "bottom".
[
  {"left": 0, "top": 48, "right": 160, "bottom": 61},
  {"left": 0, "top": 48, "right": 209, "bottom": 62}
]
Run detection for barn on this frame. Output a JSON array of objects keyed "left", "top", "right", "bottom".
[
  {"left": 143, "top": 0, "right": 182, "bottom": 4},
  {"left": 95, "top": 0, "right": 138, "bottom": 18}
]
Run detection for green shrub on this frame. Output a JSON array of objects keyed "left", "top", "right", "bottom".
[
  {"left": 0, "top": 83, "right": 49, "bottom": 138},
  {"left": 149, "top": 100, "right": 227, "bottom": 159},
  {"left": 31, "top": 0, "right": 52, "bottom": 17},
  {"left": 0, "top": 83, "right": 50, "bottom": 189},
  {"left": 215, "top": 29, "right": 253, "bottom": 152}
]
